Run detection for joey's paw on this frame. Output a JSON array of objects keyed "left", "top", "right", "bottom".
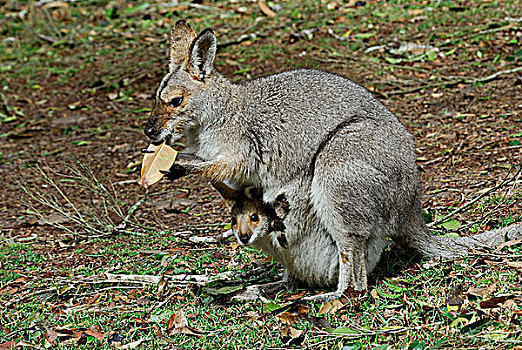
[
  {"left": 160, "top": 163, "right": 190, "bottom": 181},
  {"left": 274, "top": 194, "right": 290, "bottom": 219},
  {"left": 275, "top": 231, "right": 289, "bottom": 249},
  {"left": 270, "top": 219, "right": 286, "bottom": 232}
]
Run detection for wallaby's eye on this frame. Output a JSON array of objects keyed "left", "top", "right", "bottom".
[
  {"left": 250, "top": 213, "right": 259, "bottom": 222},
  {"left": 231, "top": 217, "right": 237, "bottom": 226},
  {"left": 168, "top": 97, "right": 183, "bottom": 107}
]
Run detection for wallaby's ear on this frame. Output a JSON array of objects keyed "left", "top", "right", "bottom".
[
  {"left": 169, "top": 19, "right": 196, "bottom": 71},
  {"left": 211, "top": 181, "right": 239, "bottom": 210},
  {"left": 188, "top": 28, "right": 217, "bottom": 81}
]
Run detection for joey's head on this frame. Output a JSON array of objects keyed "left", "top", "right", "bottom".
[
  {"left": 211, "top": 181, "right": 273, "bottom": 246},
  {"left": 144, "top": 20, "right": 218, "bottom": 145}
]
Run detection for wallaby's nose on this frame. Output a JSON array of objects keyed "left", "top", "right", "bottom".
[
  {"left": 238, "top": 234, "right": 250, "bottom": 245},
  {"left": 144, "top": 120, "right": 158, "bottom": 140}
]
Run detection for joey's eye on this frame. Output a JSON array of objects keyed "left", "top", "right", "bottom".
[
  {"left": 231, "top": 217, "right": 237, "bottom": 226},
  {"left": 168, "top": 97, "right": 183, "bottom": 107},
  {"left": 250, "top": 213, "right": 259, "bottom": 222}
]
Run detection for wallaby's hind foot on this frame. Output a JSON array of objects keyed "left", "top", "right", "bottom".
[
  {"left": 303, "top": 290, "right": 344, "bottom": 303},
  {"left": 231, "top": 280, "right": 287, "bottom": 301}
]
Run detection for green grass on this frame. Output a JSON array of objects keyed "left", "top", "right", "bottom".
[{"left": 2, "top": 234, "right": 520, "bottom": 349}]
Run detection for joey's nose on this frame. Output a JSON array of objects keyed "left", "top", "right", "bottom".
[{"left": 238, "top": 234, "right": 250, "bottom": 245}]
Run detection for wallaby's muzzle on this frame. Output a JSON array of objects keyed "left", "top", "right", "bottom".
[
  {"left": 144, "top": 118, "right": 159, "bottom": 140},
  {"left": 144, "top": 103, "right": 169, "bottom": 142}
]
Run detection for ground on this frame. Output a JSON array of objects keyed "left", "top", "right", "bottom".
[{"left": 1, "top": 1, "right": 521, "bottom": 349}]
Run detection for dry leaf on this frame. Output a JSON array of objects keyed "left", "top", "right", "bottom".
[
  {"left": 309, "top": 316, "right": 332, "bottom": 330},
  {"left": 120, "top": 338, "right": 145, "bottom": 349},
  {"left": 84, "top": 294, "right": 100, "bottom": 305},
  {"left": 280, "top": 326, "right": 305, "bottom": 346},
  {"left": 258, "top": 0, "right": 276, "bottom": 17},
  {"left": 408, "top": 9, "right": 424, "bottom": 15},
  {"left": 297, "top": 305, "right": 310, "bottom": 318},
  {"left": 446, "top": 284, "right": 466, "bottom": 306},
  {"left": 507, "top": 261, "right": 522, "bottom": 270},
  {"left": 0, "top": 341, "right": 16, "bottom": 349},
  {"left": 157, "top": 275, "right": 168, "bottom": 297},
  {"left": 480, "top": 295, "right": 511, "bottom": 309},
  {"left": 167, "top": 309, "right": 204, "bottom": 337},
  {"left": 37, "top": 212, "right": 69, "bottom": 226},
  {"left": 285, "top": 291, "right": 306, "bottom": 301},
  {"left": 317, "top": 299, "right": 344, "bottom": 315},
  {"left": 85, "top": 325, "right": 104, "bottom": 341},
  {"left": 138, "top": 142, "right": 178, "bottom": 188},
  {"left": 45, "top": 329, "right": 58, "bottom": 345},
  {"left": 276, "top": 312, "right": 297, "bottom": 326},
  {"left": 467, "top": 283, "right": 496, "bottom": 298},
  {"left": 107, "top": 332, "right": 124, "bottom": 346},
  {"left": 42, "top": 1, "right": 69, "bottom": 10}
]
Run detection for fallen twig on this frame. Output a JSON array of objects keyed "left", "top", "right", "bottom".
[
  {"left": 146, "top": 290, "right": 178, "bottom": 314},
  {"left": 428, "top": 166, "right": 522, "bottom": 227},
  {"left": 104, "top": 273, "right": 162, "bottom": 284},
  {"left": 36, "top": 33, "right": 59, "bottom": 44},
  {"left": 188, "top": 229, "right": 235, "bottom": 244},
  {"left": 219, "top": 31, "right": 266, "bottom": 48},
  {"left": 386, "top": 66, "right": 522, "bottom": 95},
  {"left": 469, "top": 66, "right": 522, "bottom": 84}
]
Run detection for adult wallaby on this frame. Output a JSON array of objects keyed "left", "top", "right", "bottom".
[{"left": 145, "top": 20, "right": 522, "bottom": 301}]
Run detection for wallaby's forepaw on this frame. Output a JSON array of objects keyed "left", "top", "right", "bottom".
[
  {"left": 160, "top": 163, "right": 190, "bottom": 181},
  {"left": 270, "top": 219, "right": 286, "bottom": 232}
]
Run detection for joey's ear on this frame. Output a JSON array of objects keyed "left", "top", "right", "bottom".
[
  {"left": 188, "top": 28, "right": 217, "bottom": 81},
  {"left": 274, "top": 193, "right": 290, "bottom": 218},
  {"left": 211, "top": 181, "right": 239, "bottom": 209},
  {"left": 244, "top": 186, "right": 262, "bottom": 200},
  {"left": 169, "top": 19, "right": 196, "bottom": 71}
]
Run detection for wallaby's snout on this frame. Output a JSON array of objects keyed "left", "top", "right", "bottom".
[
  {"left": 144, "top": 118, "right": 160, "bottom": 141},
  {"left": 144, "top": 102, "right": 170, "bottom": 142}
]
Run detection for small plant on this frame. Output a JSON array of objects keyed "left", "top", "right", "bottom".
[{"left": 17, "top": 160, "right": 144, "bottom": 239}]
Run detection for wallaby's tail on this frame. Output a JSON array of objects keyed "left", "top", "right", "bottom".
[{"left": 413, "top": 223, "right": 522, "bottom": 260}]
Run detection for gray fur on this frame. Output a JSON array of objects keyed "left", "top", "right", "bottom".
[{"left": 146, "top": 22, "right": 522, "bottom": 302}]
